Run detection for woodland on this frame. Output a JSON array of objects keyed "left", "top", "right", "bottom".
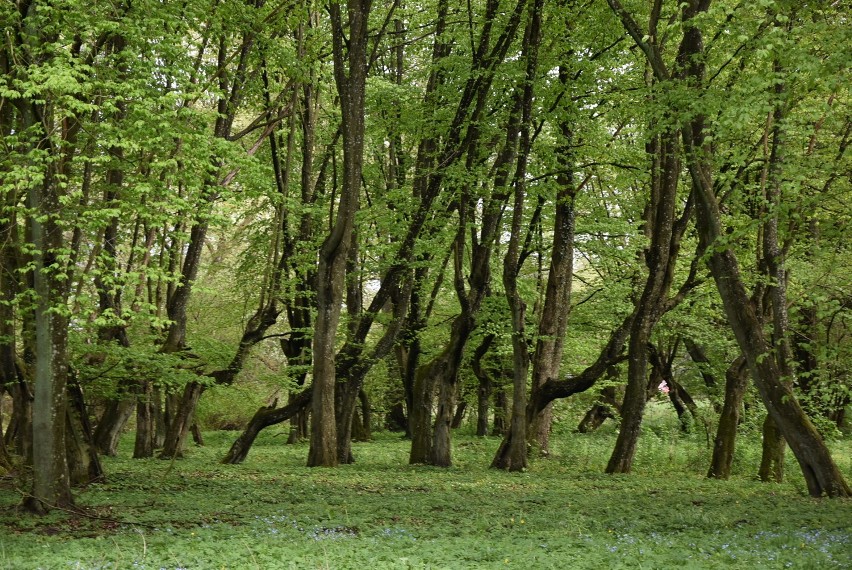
[{"left": 1, "top": 0, "right": 851, "bottom": 558}]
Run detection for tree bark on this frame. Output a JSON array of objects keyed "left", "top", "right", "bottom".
[
  {"left": 758, "top": 414, "right": 786, "bottom": 483},
  {"left": 606, "top": 128, "right": 682, "bottom": 474},
  {"left": 222, "top": 388, "right": 313, "bottom": 464},
  {"left": 65, "top": 376, "right": 104, "bottom": 486},
  {"left": 308, "top": 0, "right": 371, "bottom": 468},
  {"left": 93, "top": 399, "right": 135, "bottom": 456},
  {"left": 708, "top": 356, "right": 748, "bottom": 479},
  {"left": 578, "top": 384, "right": 622, "bottom": 433},
  {"left": 133, "top": 380, "right": 155, "bottom": 459},
  {"left": 608, "top": 0, "right": 850, "bottom": 499}
]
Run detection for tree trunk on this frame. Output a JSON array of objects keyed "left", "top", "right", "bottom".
[
  {"left": 492, "top": 0, "right": 542, "bottom": 472},
  {"left": 607, "top": 0, "right": 850, "bottom": 498},
  {"left": 93, "top": 399, "right": 135, "bottom": 456},
  {"left": 686, "top": 85, "right": 850, "bottom": 498},
  {"left": 409, "top": 363, "right": 437, "bottom": 464},
  {"left": 429, "top": 311, "right": 478, "bottom": 467},
  {"left": 308, "top": 0, "right": 370, "bottom": 468},
  {"left": 578, "top": 385, "right": 621, "bottom": 433},
  {"left": 133, "top": 380, "right": 155, "bottom": 459},
  {"left": 0, "top": 421, "right": 11, "bottom": 473},
  {"left": 684, "top": 338, "right": 718, "bottom": 390},
  {"left": 351, "top": 390, "right": 371, "bottom": 442},
  {"left": 3, "top": 365, "right": 31, "bottom": 462},
  {"left": 472, "top": 334, "right": 495, "bottom": 437},
  {"left": 222, "top": 388, "right": 313, "bottom": 464},
  {"left": 65, "top": 377, "right": 103, "bottom": 486},
  {"left": 159, "top": 382, "right": 204, "bottom": 459},
  {"left": 526, "top": 4, "right": 578, "bottom": 457},
  {"left": 287, "top": 392, "right": 309, "bottom": 443},
  {"left": 25, "top": 240, "right": 73, "bottom": 513},
  {"left": 492, "top": 386, "right": 508, "bottom": 436},
  {"left": 708, "top": 356, "right": 748, "bottom": 479},
  {"left": 0, "top": 203, "right": 20, "bottom": 471},
  {"left": 450, "top": 401, "right": 467, "bottom": 429},
  {"left": 758, "top": 414, "right": 786, "bottom": 483},
  {"left": 153, "top": 385, "right": 166, "bottom": 448},
  {"left": 190, "top": 423, "right": 204, "bottom": 446},
  {"left": 606, "top": 128, "right": 681, "bottom": 474}
]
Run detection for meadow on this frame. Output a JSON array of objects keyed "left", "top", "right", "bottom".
[{"left": 1, "top": 403, "right": 850, "bottom": 569}]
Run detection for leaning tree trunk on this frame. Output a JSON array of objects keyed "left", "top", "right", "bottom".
[
  {"left": 606, "top": 127, "right": 681, "bottom": 475},
  {"left": 578, "top": 385, "right": 622, "bottom": 433},
  {"left": 160, "top": 382, "right": 204, "bottom": 459},
  {"left": 687, "top": 10, "right": 846, "bottom": 497},
  {"left": 687, "top": 116, "right": 850, "bottom": 498},
  {"left": 222, "top": 388, "right": 313, "bottom": 464},
  {"left": 607, "top": 0, "right": 850, "bottom": 498}
]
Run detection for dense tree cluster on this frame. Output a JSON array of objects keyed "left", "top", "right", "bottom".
[{"left": 2, "top": 0, "right": 850, "bottom": 512}]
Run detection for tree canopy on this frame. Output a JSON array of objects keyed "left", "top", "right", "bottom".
[{"left": 1, "top": 0, "right": 850, "bottom": 511}]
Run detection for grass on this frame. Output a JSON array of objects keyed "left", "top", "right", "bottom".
[{"left": 1, "top": 403, "right": 850, "bottom": 569}]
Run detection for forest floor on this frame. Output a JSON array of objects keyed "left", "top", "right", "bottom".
[{"left": 1, "top": 407, "right": 850, "bottom": 569}]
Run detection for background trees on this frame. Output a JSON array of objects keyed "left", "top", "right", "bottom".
[{"left": 1, "top": 0, "right": 849, "bottom": 509}]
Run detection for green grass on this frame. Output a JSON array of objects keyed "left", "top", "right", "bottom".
[{"left": 1, "top": 409, "right": 850, "bottom": 569}]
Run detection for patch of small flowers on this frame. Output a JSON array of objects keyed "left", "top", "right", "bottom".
[
  {"left": 374, "top": 526, "right": 416, "bottom": 541},
  {"left": 249, "top": 511, "right": 359, "bottom": 541},
  {"left": 252, "top": 512, "right": 305, "bottom": 537},
  {"left": 307, "top": 525, "right": 359, "bottom": 541}
]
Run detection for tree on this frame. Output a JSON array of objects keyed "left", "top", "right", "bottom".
[
  {"left": 606, "top": 0, "right": 849, "bottom": 497},
  {"left": 307, "top": 0, "right": 372, "bottom": 467}
]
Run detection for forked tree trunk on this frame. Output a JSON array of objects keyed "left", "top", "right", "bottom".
[
  {"left": 608, "top": 0, "right": 850, "bottom": 499},
  {"left": 687, "top": 106, "right": 850, "bottom": 498},
  {"left": 526, "top": 1, "right": 579, "bottom": 457},
  {"left": 492, "top": 0, "right": 542, "bottom": 473},
  {"left": 472, "top": 334, "right": 495, "bottom": 437}
]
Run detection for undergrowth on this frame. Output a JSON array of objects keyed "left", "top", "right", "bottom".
[{"left": 1, "top": 406, "right": 849, "bottom": 569}]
